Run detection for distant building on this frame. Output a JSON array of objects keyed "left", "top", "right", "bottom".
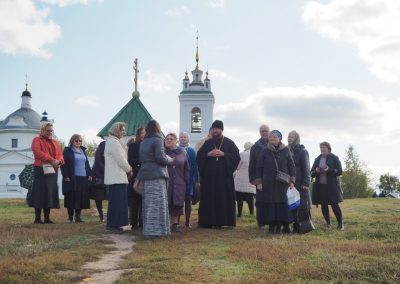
[
  {"left": 179, "top": 38, "right": 214, "bottom": 147},
  {"left": 0, "top": 84, "right": 54, "bottom": 194}
]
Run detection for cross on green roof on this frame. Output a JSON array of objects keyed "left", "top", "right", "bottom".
[{"left": 97, "top": 96, "right": 153, "bottom": 137}]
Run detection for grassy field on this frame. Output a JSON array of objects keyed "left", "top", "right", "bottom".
[{"left": 0, "top": 198, "right": 399, "bottom": 283}]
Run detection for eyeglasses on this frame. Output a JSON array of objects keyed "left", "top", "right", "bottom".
[
  {"left": 45, "top": 129, "right": 53, "bottom": 133},
  {"left": 74, "top": 140, "right": 82, "bottom": 143}
]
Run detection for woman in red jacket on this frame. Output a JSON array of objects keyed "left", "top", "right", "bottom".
[{"left": 30, "top": 123, "right": 64, "bottom": 224}]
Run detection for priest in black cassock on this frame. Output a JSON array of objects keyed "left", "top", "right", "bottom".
[{"left": 197, "top": 120, "right": 241, "bottom": 228}]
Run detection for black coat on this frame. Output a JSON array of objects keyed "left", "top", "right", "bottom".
[
  {"left": 291, "top": 144, "right": 311, "bottom": 189},
  {"left": 291, "top": 144, "right": 311, "bottom": 210},
  {"left": 311, "top": 153, "right": 343, "bottom": 205},
  {"left": 248, "top": 138, "right": 268, "bottom": 184},
  {"left": 127, "top": 141, "right": 142, "bottom": 198},
  {"left": 61, "top": 146, "right": 91, "bottom": 195},
  {"left": 92, "top": 141, "right": 105, "bottom": 179},
  {"left": 197, "top": 136, "right": 240, "bottom": 227},
  {"left": 255, "top": 143, "right": 296, "bottom": 203}
]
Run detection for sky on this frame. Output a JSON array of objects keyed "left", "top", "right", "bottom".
[{"left": 1, "top": 0, "right": 400, "bottom": 184}]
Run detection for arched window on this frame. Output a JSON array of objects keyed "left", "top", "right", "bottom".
[{"left": 191, "top": 107, "right": 202, "bottom": 133}]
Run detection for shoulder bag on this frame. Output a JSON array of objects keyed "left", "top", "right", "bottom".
[{"left": 272, "top": 153, "right": 290, "bottom": 184}]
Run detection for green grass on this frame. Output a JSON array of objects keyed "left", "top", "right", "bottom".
[{"left": 0, "top": 198, "right": 399, "bottom": 283}]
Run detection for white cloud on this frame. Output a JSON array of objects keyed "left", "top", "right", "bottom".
[
  {"left": 215, "top": 86, "right": 400, "bottom": 146},
  {"left": 206, "top": 0, "right": 225, "bottom": 8},
  {"left": 208, "top": 68, "right": 235, "bottom": 81},
  {"left": 165, "top": 5, "right": 190, "bottom": 17},
  {"left": 40, "top": 0, "right": 102, "bottom": 7},
  {"left": 140, "top": 69, "right": 179, "bottom": 94},
  {"left": 75, "top": 95, "right": 99, "bottom": 106},
  {"left": 0, "top": 0, "right": 62, "bottom": 58},
  {"left": 303, "top": 0, "right": 400, "bottom": 83}
]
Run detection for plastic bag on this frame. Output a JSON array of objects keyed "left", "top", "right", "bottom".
[{"left": 287, "top": 187, "right": 300, "bottom": 211}]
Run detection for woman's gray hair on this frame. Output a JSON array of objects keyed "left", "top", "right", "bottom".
[
  {"left": 109, "top": 122, "right": 126, "bottom": 138},
  {"left": 289, "top": 130, "right": 300, "bottom": 146}
]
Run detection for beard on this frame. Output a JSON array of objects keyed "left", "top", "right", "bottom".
[{"left": 212, "top": 131, "right": 222, "bottom": 140}]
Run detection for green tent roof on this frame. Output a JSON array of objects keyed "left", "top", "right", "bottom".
[{"left": 97, "top": 96, "right": 153, "bottom": 137}]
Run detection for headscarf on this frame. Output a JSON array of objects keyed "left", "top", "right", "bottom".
[
  {"left": 288, "top": 130, "right": 300, "bottom": 149},
  {"left": 270, "top": 130, "right": 282, "bottom": 141},
  {"left": 109, "top": 122, "right": 126, "bottom": 138}
]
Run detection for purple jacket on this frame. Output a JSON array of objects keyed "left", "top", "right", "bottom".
[{"left": 166, "top": 147, "right": 190, "bottom": 207}]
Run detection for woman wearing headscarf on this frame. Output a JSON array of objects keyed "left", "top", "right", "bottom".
[
  {"left": 104, "top": 122, "right": 132, "bottom": 233},
  {"left": 234, "top": 142, "right": 255, "bottom": 218},
  {"left": 311, "top": 141, "right": 344, "bottom": 230},
  {"left": 255, "top": 130, "right": 296, "bottom": 234},
  {"left": 165, "top": 133, "right": 190, "bottom": 232},
  {"left": 90, "top": 139, "right": 108, "bottom": 223},
  {"left": 61, "top": 134, "right": 92, "bottom": 223},
  {"left": 137, "top": 120, "right": 173, "bottom": 238},
  {"left": 287, "top": 131, "right": 311, "bottom": 233},
  {"left": 30, "top": 123, "right": 64, "bottom": 224},
  {"left": 127, "top": 127, "right": 146, "bottom": 230}
]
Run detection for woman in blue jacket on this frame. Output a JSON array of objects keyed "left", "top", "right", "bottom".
[{"left": 61, "top": 134, "right": 92, "bottom": 223}]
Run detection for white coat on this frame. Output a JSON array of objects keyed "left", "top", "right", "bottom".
[
  {"left": 234, "top": 149, "right": 256, "bottom": 194},
  {"left": 104, "top": 135, "right": 131, "bottom": 185}
]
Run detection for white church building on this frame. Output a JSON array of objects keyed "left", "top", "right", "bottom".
[
  {"left": 0, "top": 85, "right": 51, "bottom": 196},
  {"left": 179, "top": 40, "right": 215, "bottom": 147}
]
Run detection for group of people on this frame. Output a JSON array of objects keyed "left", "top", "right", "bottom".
[{"left": 28, "top": 119, "right": 344, "bottom": 238}]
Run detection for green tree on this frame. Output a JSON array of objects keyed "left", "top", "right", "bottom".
[
  {"left": 341, "top": 145, "right": 371, "bottom": 199},
  {"left": 84, "top": 141, "right": 98, "bottom": 157},
  {"left": 378, "top": 174, "right": 400, "bottom": 195}
]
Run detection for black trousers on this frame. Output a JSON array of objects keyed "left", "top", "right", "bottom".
[
  {"left": 236, "top": 192, "right": 254, "bottom": 216},
  {"left": 321, "top": 203, "right": 343, "bottom": 225},
  {"left": 129, "top": 193, "right": 142, "bottom": 228}
]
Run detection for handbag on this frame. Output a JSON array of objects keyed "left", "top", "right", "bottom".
[
  {"left": 272, "top": 154, "right": 290, "bottom": 184},
  {"left": 296, "top": 211, "right": 315, "bottom": 234},
  {"left": 133, "top": 179, "right": 144, "bottom": 195},
  {"left": 287, "top": 187, "right": 300, "bottom": 211},
  {"left": 42, "top": 163, "right": 55, "bottom": 175}
]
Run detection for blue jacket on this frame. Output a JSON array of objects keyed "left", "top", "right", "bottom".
[{"left": 61, "top": 146, "right": 91, "bottom": 195}]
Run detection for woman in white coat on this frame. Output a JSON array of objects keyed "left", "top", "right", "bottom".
[
  {"left": 234, "top": 142, "right": 255, "bottom": 217},
  {"left": 104, "top": 122, "right": 132, "bottom": 233}
]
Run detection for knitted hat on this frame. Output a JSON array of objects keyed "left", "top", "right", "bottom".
[{"left": 270, "top": 130, "right": 282, "bottom": 140}]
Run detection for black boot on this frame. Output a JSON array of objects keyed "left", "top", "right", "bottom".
[
  {"left": 282, "top": 223, "right": 291, "bottom": 234},
  {"left": 268, "top": 223, "right": 276, "bottom": 234},
  {"left": 44, "top": 208, "right": 54, "bottom": 224},
  {"left": 34, "top": 208, "right": 43, "bottom": 224},
  {"left": 95, "top": 200, "right": 104, "bottom": 222},
  {"left": 67, "top": 208, "right": 74, "bottom": 223},
  {"left": 75, "top": 209, "right": 83, "bottom": 223},
  {"left": 185, "top": 199, "right": 192, "bottom": 228}
]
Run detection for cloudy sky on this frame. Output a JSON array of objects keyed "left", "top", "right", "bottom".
[{"left": 1, "top": 0, "right": 400, "bottom": 183}]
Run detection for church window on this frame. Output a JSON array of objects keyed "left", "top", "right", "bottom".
[
  {"left": 191, "top": 107, "right": 202, "bottom": 133},
  {"left": 185, "top": 83, "right": 188, "bottom": 88},
  {"left": 10, "top": 174, "right": 16, "bottom": 181},
  {"left": 206, "top": 82, "right": 209, "bottom": 88},
  {"left": 11, "top": 139, "right": 18, "bottom": 148},
  {"left": 196, "top": 74, "right": 199, "bottom": 81}
]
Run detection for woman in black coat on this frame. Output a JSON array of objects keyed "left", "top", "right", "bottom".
[
  {"left": 61, "top": 134, "right": 92, "bottom": 223},
  {"left": 127, "top": 127, "right": 145, "bottom": 230},
  {"left": 311, "top": 141, "right": 344, "bottom": 230},
  {"left": 288, "top": 131, "right": 311, "bottom": 233},
  {"left": 255, "top": 130, "right": 296, "bottom": 234},
  {"left": 90, "top": 140, "right": 108, "bottom": 222}
]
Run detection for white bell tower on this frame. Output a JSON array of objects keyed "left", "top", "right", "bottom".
[{"left": 179, "top": 35, "right": 214, "bottom": 147}]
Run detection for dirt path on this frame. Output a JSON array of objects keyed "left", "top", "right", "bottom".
[{"left": 78, "top": 233, "right": 135, "bottom": 284}]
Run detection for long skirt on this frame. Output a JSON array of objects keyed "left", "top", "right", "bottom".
[
  {"left": 256, "top": 202, "right": 292, "bottom": 225},
  {"left": 29, "top": 166, "right": 60, "bottom": 209},
  {"left": 64, "top": 176, "right": 90, "bottom": 209},
  {"left": 142, "top": 179, "right": 170, "bottom": 237},
  {"left": 107, "top": 184, "right": 128, "bottom": 229}
]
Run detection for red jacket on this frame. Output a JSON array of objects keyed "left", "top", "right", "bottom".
[{"left": 31, "top": 136, "right": 64, "bottom": 167}]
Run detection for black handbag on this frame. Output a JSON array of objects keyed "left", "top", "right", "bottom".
[
  {"left": 297, "top": 212, "right": 315, "bottom": 234},
  {"left": 272, "top": 154, "right": 291, "bottom": 184}
]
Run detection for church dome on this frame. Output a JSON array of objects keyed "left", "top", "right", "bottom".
[
  {"left": 22, "top": 89, "right": 31, "bottom": 97},
  {"left": 0, "top": 107, "right": 41, "bottom": 130}
]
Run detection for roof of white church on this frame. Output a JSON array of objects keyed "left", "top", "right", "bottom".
[{"left": 0, "top": 87, "right": 42, "bottom": 131}]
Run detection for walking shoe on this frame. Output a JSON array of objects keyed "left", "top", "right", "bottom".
[
  {"left": 44, "top": 219, "right": 54, "bottom": 224},
  {"left": 338, "top": 223, "right": 345, "bottom": 231},
  {"left": 185, "top": 223, "right": 192, "bottom": 229},
  {"left": 34, "top": 219, "right": 43, "bottom": 224}
]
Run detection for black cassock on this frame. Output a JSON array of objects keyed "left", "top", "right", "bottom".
[{"left": 197, "top": 136, "right": 240, "bottom": 227}]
